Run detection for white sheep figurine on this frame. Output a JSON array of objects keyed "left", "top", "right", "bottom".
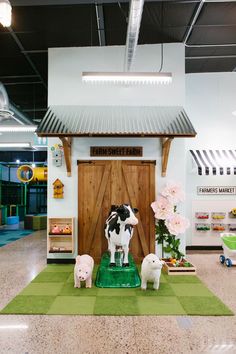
[{"left": 141, "top": 253, "right": 164, "bottom": 290}]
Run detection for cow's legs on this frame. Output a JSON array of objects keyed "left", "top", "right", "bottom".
[
  {"left": 109, "top": 242, "right": 116, "bottom": 267},
  {"left": 123, "top": 244, "right": 129, "bottom": 267}
]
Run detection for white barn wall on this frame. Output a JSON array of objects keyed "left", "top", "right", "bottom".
[
  {"left": 185, "top": 73, "right": 236, "bottom": 246},
  {"left": 47, "top": 43, "right": 187, "bottom": 258}
]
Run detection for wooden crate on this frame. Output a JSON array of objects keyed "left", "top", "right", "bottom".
[
  {"left": 47, "top": 217, "right": 74, "bottom": 254},
  {"left": 162, "top": 259, "right": 197, "bottom": 275}
]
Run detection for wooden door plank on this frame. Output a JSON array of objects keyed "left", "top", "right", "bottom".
[
  {"left": 149, "top": 163, "right": 156, "bottom": 253},
  {"left": 122, "top": 163, "right": 149, "bottom": 256},
  {"left": 85, "top": 162, "right": 111, "bottom": 253}
]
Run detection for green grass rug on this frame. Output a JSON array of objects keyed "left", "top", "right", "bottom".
[{"left": 0, "top": 264, "right": 233, "bottom": 316}]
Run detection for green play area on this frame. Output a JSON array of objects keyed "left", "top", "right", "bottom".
[{"left": 1, "top": 264, "right": 233, "bottom": 316}]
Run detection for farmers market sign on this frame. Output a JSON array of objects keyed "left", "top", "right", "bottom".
[{"left": 197, "top": 186, "right": 236, "bottom": 195}]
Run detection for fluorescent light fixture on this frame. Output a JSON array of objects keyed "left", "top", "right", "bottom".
[
  {"left": 0, "top": 142, "right": 31, "bottom": 148},
  {"left": 0, "top": 0, "right": 12, "bottom": 27},
  {"left": 82, "top": 72, "right": 172, "bottom": 85},
  {"left": 31, "top": 163, "right": 36, "bottom": 168},
  {"left": 0, "top": 324, "right": 28, "bottom": 329},
  {"left": 16, "top": 159, "right": 20, "bottom": 164},
  {"left": 232, "top": 111, "right": 236, "bottom": 116},
  {"left": 0, "top": 125, "right": 37, "bottom": 132}
]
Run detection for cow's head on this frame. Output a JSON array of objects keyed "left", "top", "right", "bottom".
[{"left": 116, "top": 204, "right": 138, "bottom": 225}]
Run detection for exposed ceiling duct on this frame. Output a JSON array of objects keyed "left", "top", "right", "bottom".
[
  {"left": 0, "top": 81, "right": 14, "bottom": 121},
  {"left": 0, "top": 82, "right": 34, "bottom": 125},
  {"left": 124, "top": 0, "right": 145, "bottom": 72}
]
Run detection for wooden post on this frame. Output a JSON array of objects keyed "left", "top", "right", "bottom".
[
  {"left": 60, "top": 137, "right": 72, "bottom": 177},
  {"left": 161, "top": 138, "right": 173, "bottom": 177}
]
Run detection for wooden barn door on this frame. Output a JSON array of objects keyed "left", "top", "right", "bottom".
[{"left": 78, "top": 160, "right": 155, "bottom": 263}]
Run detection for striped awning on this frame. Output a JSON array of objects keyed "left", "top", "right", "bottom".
[
  {"left": 190, "top": 150, "right": 236, "bottom": 175},
  {"left": 36, "top": 105, "right": 196, "bottom": 138}
]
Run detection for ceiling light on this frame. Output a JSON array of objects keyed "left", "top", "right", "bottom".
[
  {"left": 0, "top": 125, "right": 37, "bottom": 132},
  {"left": 31, "top": 163, "right": 36, "bottom": 168},
  {"left": 0, "top": 0, "right": 12, "bottom": 27},
  {"left": 0, "top": 142, "right": 31, "bottom": 148},
  {"left": 16, "top": 159, "right": 20, "bottom": 164},
  {"left": 82, "top": 72, "right": 172, "bottom": 85},
  {"left": 232, "top": 111, "right": 236, "bottom": 116}
]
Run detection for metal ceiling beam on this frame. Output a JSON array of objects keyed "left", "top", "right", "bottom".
[
  {"left": 186, "top": 43, "right": 236, "bottom": 47},
  {"left": 95, "top": 4, "right": 106, "bottom": 46},
  {"left": 186, "top": 54, "right": 236, "bottom": 59},
  {"left": 183, "top": 0, "right": 205, "bottom": 45},
  {"left": 10, "top": 0, "right": 201, "bottom": 5},
  {"left": 0, "top": 75, "right": 39, "bottom": 79},
  {"left": 7, "top": 27, "right": 47, "bottom": 91},
  {"left": 3, "top": 81, "right": 43, "bottom": 85}
]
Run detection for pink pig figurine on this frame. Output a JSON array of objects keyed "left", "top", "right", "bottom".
[{"left": 74, "top": 254, "right": 94, "bottom": 288}]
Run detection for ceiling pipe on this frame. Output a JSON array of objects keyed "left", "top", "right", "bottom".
[
  {"left": 9, "top": 101, "right": 35, "bottom": 125},
  {"left": 124, "top": 0, "right": 145, "bottom": 72},
  {"left": 0, "top": 82, "right": 14, "bottom": 120}
]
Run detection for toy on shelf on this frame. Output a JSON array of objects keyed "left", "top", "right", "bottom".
[
  {"left": 195, "top": 212, "right": 209, "bottom": 220},
  {"left": 62, "top": 224, "right": 72, "bottom": 234},
  {"left": 211, "top": 212, "right": 226, "bottom": 220},
  {"left": 195, "top": 223, "right": 211, "bottom": 231},
  {"left": 229, "top": 208, "right": 236, "bottom": 218},
  {"left": 74, "top": 254, "right": 94, "bottom": 288},
  {"left": 229, "top": 224, "right": 236, "bottom": 232},
  {"left": 48, "top": 217, "right": 74, "bottom": 254},
  {"left": 51, "top": 225, "right": 61, "bottom": 234},
  {"left": 141, "top": 253, "right": 164, "bottom": 290},
  {"left": 212, "top": 223, "right": 226, "bottom": 231},
  {"left": 219, "top": 233, "right": 236, "bottom": 267}
]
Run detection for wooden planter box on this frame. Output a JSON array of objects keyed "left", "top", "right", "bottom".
[{"left": 162, "top": 258, "right": 197, "bottom": 276}]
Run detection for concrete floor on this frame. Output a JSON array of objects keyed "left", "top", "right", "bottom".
[{"left": 0, "top": 231, "right": 236, "bottom": 354}]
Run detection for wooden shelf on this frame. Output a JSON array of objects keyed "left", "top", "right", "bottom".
[{"left": 47, "top": 217, "right": 74, "bottom": 256}]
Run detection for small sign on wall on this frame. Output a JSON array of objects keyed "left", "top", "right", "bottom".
[
  {"left": 90, "top": 146, "right": 143, "bottom": 157},
  {"left": 197, "top": 186, "right": 236, "bottom": 195}
]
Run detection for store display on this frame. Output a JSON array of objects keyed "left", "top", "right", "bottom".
[
  {"left": 211, "top": 212, "right": 226, "bottom": 220},
  {"left": 195, "top": 223, "right": 211, "bottom": 231},
  {"left": 195, "top": 212, "right": 209, "bottom": 219},
  {"left": 74, "top": 254, "right": 94, "bottom": 288},
  {"left": 212, "top": 223, "right": 226, "bottom": 231},
  {"left": 140, "top": 253, "right": 164, "bottom": 290},
  {"left": 229, "top": 208, "right": 236, "bottom": 218},
  {"left": 48, "top": 217, "right": 74, "bottom": 253},
  {"left": 228, "top": 224, "right": 236, "bottom": 231}
]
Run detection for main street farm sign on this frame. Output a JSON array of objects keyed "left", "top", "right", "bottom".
[{"left": 197, "top": 186, "right": 236, "bottom": 195}]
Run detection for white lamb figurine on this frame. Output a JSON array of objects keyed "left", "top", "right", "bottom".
[{"left": 141, "top": 253, "right": 164, "bottom": 290}]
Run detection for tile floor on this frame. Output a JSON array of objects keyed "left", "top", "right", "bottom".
[{"left": 0, "top": 231, "right": 235, "bottom": 354}]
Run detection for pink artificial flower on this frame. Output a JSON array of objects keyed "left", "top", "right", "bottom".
[
  {"left": 165, "top": 214, "right": 190, "bottom": 236},
  {"left": 161, "top": 182, "right": 185, "bottom": 204},
  {"left": 151, "top": 197, "right": 173, "bottom": 220}
]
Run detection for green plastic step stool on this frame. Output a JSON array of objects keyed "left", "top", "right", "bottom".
[{"left": 95, "top": 251, "right": 141, "bottom": 288}]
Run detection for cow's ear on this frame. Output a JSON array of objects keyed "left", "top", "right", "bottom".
[
  {"left": 133, "top": 208, "right": 138, "bottom": 214},
  {"left": 117, "top": 206, "right": 125, "bottom": 214},
  {"left": 110, "top": 205, "right": 118, "bottom": 212}
]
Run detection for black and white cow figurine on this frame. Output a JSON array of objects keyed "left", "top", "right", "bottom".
[{"left": 105, "top": 204, "right": 138, "bottom": 267}]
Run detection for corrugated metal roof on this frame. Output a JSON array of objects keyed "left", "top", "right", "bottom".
[{"left": 37, "top": 105, "right": 196, "bottom": 137}]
